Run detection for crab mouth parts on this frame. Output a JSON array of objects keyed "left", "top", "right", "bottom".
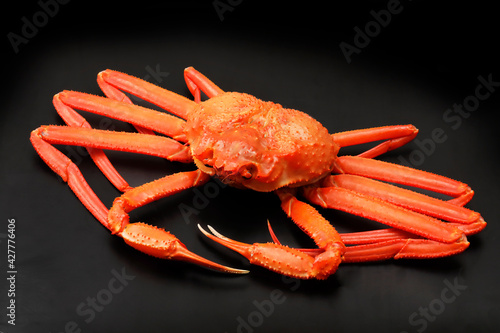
[
  {"left": 192, "top": 154, "right": 282, "bottom": 191},
  {"left": 193, "top": 153, "right": 331, "bottom": 192},
  {"left": 193, "top": 156, "right": 216, "bottom": 176},
  {"left": 193, "top": 156, "right": 255, "bottom": 181},
  {"left": 213, "top": 164, "right": 260, "bottom": 187}
]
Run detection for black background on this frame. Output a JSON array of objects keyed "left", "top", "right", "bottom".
[{"left": 2, "top": 1, "right": 499, "bottom": 332}]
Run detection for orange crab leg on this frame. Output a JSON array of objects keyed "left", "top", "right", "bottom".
[
  {"left": 322, "top": 174, "right": 483, "bottom": 225},
  {"left": 200, "top": 189, "right": 345, "bottom": 280},
  {"left": 266, "top": 221, "right": 470, "bottom": 262},
  {"left": 276, "top": 189, "right": 345, "bottom": 253},
  {"left": 52, "top": 94, "right": 132, "bottom": 191},
  {"left": 334, "top": 156, "right": 473, "bottom": 200},
  {"left": 184, "top": 66, "right": 225, "bottom": 102},
  {"left": 30, "top": 124, "right": 191, "bottom": 222},
  {"left": 342, "top": 228, "right": 415, "bottom": 245},
  {"left": 339, "top": 220, "right": 485, "bottom": 246},
  {"left": 108, "top": 170, "right": 246, "bottom": 273},
  {"left": 332, "top": 124, "right": 419, "bottom": 159},
  {"left": 271, "top": 234, "right": 469, "bottom": 262},
  {"left": 108, "top": 170, "right": 209, "bottom": 233},
  {"left": 32, "top": 126, "right": 191, "bottom": 162},
  {"left": 267, "top": 218, "right": 482, "bottom": 248},
  {"left": 55, "top": 91, "right": 188, "bottom": 141},
  {"left": 31, "top": 127, "right": 245, "bottom": 273},
  {"left": 342, "top": 237, "right": 470, "bottom": 263},
  {"left": 332, "top": 125, "right": 474, "bottom": 204},
  {"left": 31, "top": 129, "right": 109, "bottom": 223},
  {"left": 199, "top": 225, "right": 322, "bottom": 279},
  {"left": 56, "top": 70, "right": 197, "bottom": 191},
  {"left": 97, "top": 69, "right": 196, "bottom": 119},
  {"left": 96, "top": 71, "right": 153, "bottom": 136},
  {"left": 303, "top": 186, "right": 463, "bottom": 244}
]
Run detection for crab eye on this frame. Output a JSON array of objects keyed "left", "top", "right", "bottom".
[{"left": 239, "top": 164, "right": 257, "bottom": 180}]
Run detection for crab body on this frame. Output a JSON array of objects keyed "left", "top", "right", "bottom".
[{"left": 186, "top": 92, "right": 338, "bottom": 191}]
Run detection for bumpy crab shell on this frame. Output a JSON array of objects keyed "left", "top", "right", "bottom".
[{"left": 185, "top": 92, "right": 339, "bottom": 192}]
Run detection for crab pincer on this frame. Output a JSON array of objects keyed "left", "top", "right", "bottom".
[
  {"left": 198, "top": 225, "right": 344, "bottom": 280},
  {"left": 120, "top": 222, "right": 249, "bottom": 274}
]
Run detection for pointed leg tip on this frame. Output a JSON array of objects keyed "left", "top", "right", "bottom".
[
  {"left": 197, "top": 223, "right": 209, "bottom": 235},
  {"left": 197, "top": 224, "right": 221, "bottom": 243},
  {"left": 228, "top": 267, "right": 251, "bottom": 275},
  {"left": 198, "top": 224, "right": 231, "bottom": 241},
  {"left": 198, "top": 224, "right": 254, "bottom": 263},
  {"left": 206, "top": 225, "right": 230, "bottom": 240},
  {"left": 197, "top": 259, "right": 250, "bottom": 275},
  {"left": 98, "top": 69, "right": 112, "bottom": 77},
  {"left": 209, "top": 262, "right": 249, "bottom": 275},
  {"left": 266, "top": 220, "right": 282, "bottom": 245},
  {"left": 196, "top": 224, "right": 250, "bottom": 274}
]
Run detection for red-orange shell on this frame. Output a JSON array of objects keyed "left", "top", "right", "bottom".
[{"left": 185, "top": 92, "right": 338, "bottom": 191}]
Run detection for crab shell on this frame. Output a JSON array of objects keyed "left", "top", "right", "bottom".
[{"left": 184, "top": 92, "right": 339, "bottom": 192}]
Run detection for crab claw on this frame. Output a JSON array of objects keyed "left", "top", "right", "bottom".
[
  {"left": 266, "top": 220, "right": 281, "bottom": 245},
  {"left": 266, "top": 220, "right": 324, "bottom": 257},
  {"left": 120, "top": 223, "right": 248, "bottom": 274},
  {"left": 198, "top": 224, "right": 342, "bottom": 279}
]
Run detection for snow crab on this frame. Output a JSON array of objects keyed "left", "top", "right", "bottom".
[{"left": 30, "top": 67, "right": 486, "bottom": 280}]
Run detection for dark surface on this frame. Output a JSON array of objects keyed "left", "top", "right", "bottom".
[{"left": 2, "top": 1, "right": 499, "bottom": 332}]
